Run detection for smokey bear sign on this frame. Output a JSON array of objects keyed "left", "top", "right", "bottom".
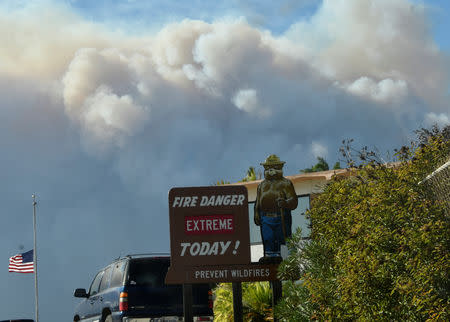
[{"left": 166, "top": 185, "right": 252, "bottom": 283}]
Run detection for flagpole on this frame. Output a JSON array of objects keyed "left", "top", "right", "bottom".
[{"left": 32, "top": 194, "right": 39, "bottom": 322}]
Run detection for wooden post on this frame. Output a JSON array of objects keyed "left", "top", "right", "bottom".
[
  {"left": 183, "top": 283, "right": 193, "bottom": 322},
  {"left": 271, "top": 280, "right": 282, "bottom": 322},
  {"left": 232, "top": 282, "right": 243, "bottom": 322}
]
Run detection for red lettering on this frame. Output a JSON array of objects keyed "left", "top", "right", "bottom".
[{"left": 184, "top": 215, "right": 234, "bottom": 235}]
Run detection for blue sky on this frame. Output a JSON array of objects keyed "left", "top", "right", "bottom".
[
  {"left": 0, "top": 0, "right": 449, "bottom": 320},
  {"left": 65, "top": 0, "right": 450, "bottom": 48},
  {"left": 426, "top": 0, "right": 450, "bottom": 49},
  {"left": 67, "top": 0, "right": 322, "bottom": 34}
]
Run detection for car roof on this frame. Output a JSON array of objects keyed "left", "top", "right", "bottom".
[
  {"left": 110, "top": 253, "right": 170, "bottom": 265},
  {"left": 92, "top": 254, "right": 171, "bottom": 273}
]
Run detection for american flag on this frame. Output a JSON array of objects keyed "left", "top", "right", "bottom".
[{"left": 9, "top": 249, "right": 34, "bottom": 273}]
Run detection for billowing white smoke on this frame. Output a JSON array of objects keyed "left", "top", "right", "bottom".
[
  {"left": 311, "top": 141, "right": 329, "bottom": 159},
  {"left": 62, "top": 48, "right": 150, "bottom": 154},
  {"left": 1, "top": 0, "right": 448, "bottom": 158},
  {"left": 425, "top": 113, "right": 450, "bottom": 128},
  {"left": 285, "top": 0, "right": 447, "bottom": 105},
  {"left": 345, "top": 77, "right": 408, "bottom": 103},
  {"left": 151, "top": 19, "right": 212, "bottom": 86},
  {"left": 57, "top": 0, "right": 448, "bottom": 155},
  {"left": 232, "top": 89, "right": 271, "bottom": 117},
  {"left": 61, "top": 19, "right": 285, "bottom": 154}
]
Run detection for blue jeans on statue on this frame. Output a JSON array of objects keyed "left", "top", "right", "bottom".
[{"left": 260, "top": 212, "right": 285, "bottom": 257}]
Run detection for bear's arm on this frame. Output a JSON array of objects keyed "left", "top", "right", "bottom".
[{"left": 283, "top": 179, "right": 298, "bottom": 210}]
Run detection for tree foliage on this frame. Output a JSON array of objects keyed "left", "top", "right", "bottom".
[
  {"left": 300, "top": 157, "right": 341, "bottom": 173},
  {"left": 216, "top": 179, "right": 231, "bottom": 185},
  {"left": 300, "top": 157, "right": 330, "bottom": 173},
  {"left": 240, "top": 166, "right": 262, "bottom": 182},
  {"left": 277, "top": 126, "right": 450, "bottom": 321},
  {"left": 213, "top": 282, "right": 273, "bottom": 321},
  {"left": 332, "top": 161, "right": 341, "bottom": 170},
  {"left": 216, "top": 166, "right": 261, "bottom": 186}
]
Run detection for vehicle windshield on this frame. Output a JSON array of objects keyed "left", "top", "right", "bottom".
[{"left": 128, "top": 258, "right": 169, "bottom": 287}]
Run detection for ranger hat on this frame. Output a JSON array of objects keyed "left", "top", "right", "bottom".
[{"left": 260, "top": 154, "right": 285, "bottom": 167}]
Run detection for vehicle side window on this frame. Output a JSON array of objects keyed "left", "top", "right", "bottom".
[
  {"left": 89, "top": 271, "right": 104, "bottom": 296},
  {"left": 110, "top": 261, "right": 126, "bottom": 287},
  {"left": 99, "top": 266, "right": 112, "bottom": 292}
]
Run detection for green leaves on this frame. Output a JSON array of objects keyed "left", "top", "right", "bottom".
[
  {"left": 277, "top": 127, "right": 450, "bottom": 321},
  {"left": 213, "top": 282, "right": 273, "bottom": 321},
  {"left": 300, "top": 157, "right": 330, "bottom": 173}
]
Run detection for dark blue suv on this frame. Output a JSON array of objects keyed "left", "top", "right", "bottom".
[{"left": 73, "top": 255, "right": 213, "bottom": 322}]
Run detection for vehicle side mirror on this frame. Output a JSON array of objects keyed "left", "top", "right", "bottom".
[{"left": 74, "top": 288, "right": 88, "bottom": 298}]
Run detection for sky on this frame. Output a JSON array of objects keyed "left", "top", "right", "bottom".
[{"left": 0, "top": 0, "right": 449, "bottom": 320}]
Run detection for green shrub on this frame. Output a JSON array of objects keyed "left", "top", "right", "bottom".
[
  {"left": 214, "top": 282, "right": 273, "bottom": 321},
  {"left": 277, "top": 127, "right": 449, "bottom": 321}
]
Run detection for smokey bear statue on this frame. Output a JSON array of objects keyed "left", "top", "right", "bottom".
[{"left": 254, "top": 154, "right": 298, "bottom": 264}]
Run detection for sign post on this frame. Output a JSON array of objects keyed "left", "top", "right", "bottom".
[
  {"left": 183, "top": 283, "right": 193, "bottom": 322},
  {"left": 232, "top": 282, "right": 243, "bottom": 322}
]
